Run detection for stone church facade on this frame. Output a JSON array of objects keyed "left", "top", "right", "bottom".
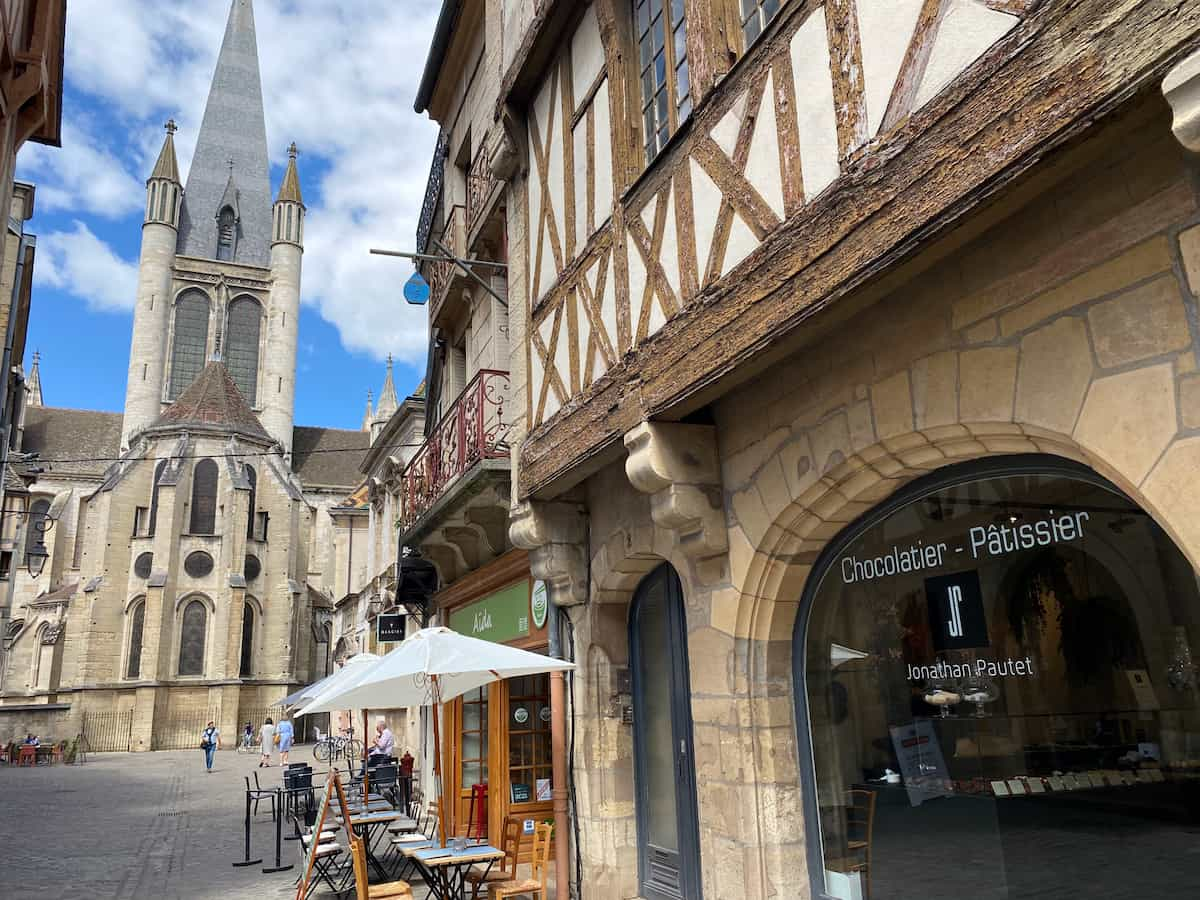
[{"left": 0, "top": 0, "right": 365, "bottom": 750}]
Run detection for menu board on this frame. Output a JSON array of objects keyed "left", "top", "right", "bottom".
[{"left": 295, "top": 775, "right": 336, "bottom": 900}]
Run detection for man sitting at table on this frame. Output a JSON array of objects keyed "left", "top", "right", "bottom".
[
  {"left": 363, "top": 718, "right": 394, "bottom": 773},
  {"left": 23, "top": 733, "right": 39, "bottom": 746}
]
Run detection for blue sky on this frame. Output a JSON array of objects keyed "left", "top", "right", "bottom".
[{"left": 16, "top": 0, "right": 440, "bottom": 430}]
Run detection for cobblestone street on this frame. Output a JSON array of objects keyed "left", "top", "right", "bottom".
[{"left": 0, "top": 746, "right": 319, "bottom": 899}]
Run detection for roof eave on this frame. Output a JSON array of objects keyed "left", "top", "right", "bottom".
[{"left": 414, "top": 0, "right": 463, "bottom": 114}]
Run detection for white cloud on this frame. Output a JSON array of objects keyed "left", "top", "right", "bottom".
[
  {"left": 34, "top": 222, "right": 140, "bottom": 312},
  {"left": 19, "top": 122, "right": 145, "bottom": 218},
  {"left": 21, "top": 0, "right": 442, "bottom": 366}
]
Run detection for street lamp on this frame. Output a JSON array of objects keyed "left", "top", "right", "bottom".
[{"left": 24, "top": 505, "right": 54, "bottom": 579}]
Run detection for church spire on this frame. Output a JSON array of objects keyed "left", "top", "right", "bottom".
[
  {"left": 26, "top": 350, "right": 42, "bottom": 408},
  {"left": 375, "top": 355, "right": 399, "bottom": 420},
  {"left": 362, "top": 390, "right": 374, "bottom": 432},
  {"left": 150, "top": 119, "right": 180, "bottom": 183},
  {"left": 177, "top": 0, "right": 272, "bottom": 266}
]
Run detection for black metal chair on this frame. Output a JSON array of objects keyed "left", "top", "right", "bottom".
[
  {"left": 292, "top": 816, "right": 344, "bottom": 899},
  {"left": 244, "top": 775, "right": 277, "bottom": 821}
]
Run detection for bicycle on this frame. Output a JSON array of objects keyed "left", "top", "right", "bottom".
[{"left": 313, "top": 732, "right": 362, "bottom": 763}]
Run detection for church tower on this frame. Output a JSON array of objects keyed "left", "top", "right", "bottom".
[{"left": 120, "top": 0, "right": 302, "bottom": 453}]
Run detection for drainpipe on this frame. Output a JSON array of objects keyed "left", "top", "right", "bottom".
[{"left": 547, "top": 600, "right": 569, "bottom": 898}]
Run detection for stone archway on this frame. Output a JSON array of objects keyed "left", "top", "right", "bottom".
[{"left": 723, "top": 411, "right": 1200, "bottom": 895}]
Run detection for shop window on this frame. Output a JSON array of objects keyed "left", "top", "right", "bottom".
[
  {"left": 797, "top": 458, "right": 1200, "bottom": 900},
  {"left": 508, "top": 674, "right": 553, "bottom": 802},
  {"left": 460, "top": 686, "right": 488, "bottom": 793},
  {"left": 635, "top": 0, "right": 690, "bottom": 163},
  {"left": 630, "top": 564, "right": 702, "bottom": 900}
]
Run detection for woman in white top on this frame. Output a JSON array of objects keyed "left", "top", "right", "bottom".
[{"left": 259, "top": 717, "right": 275, "bottom": 768}]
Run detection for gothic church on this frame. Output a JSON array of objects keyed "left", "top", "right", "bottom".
[{"left": 0, "top": 0, "right": 366, "bottom": 748}]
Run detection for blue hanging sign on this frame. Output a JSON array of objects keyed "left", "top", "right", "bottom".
[{"left": 403, "top": 271, "right": 431, "bottom": 305}]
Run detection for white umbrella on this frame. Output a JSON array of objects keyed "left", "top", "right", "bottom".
[
  {"left": 277, "top": 652, "right": 380, "bottom": 710},
  {"left": 295, "top": 627, "right": 575, "bottom": 844}
]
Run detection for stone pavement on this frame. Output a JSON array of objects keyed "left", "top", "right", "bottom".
[{"left": 0, "top": 744, "right": 325, "bottom": 899}]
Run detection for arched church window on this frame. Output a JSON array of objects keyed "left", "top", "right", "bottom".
[
  {"left": 126, "top": 600, "right": 145, "bottom": 679},
  {"left": 148, "top": 459, "right": 167, "bottom": 537},
  {"left": 245, "top": 464, "right": 257, "bottom": 540},
  {"left": 217, "top": 207, "right": 236, "bottom": 261},
  {"left": 23, "top": 498, "right": 49, "bottom": 566},
  {"left": 239, "top": 601, "right": 255, "bottom": 677},
  {"left": 189, "top": 458, "right": 218, "bottom": 535},
  {"left": 178, "top": 599, "right": 207, "bottom": 676},
  {"left": 168, "top": 292, "right": 210, "bottom": 400},
  {"left": 226, "top": 297, "right": 261, "bottom": 405}
]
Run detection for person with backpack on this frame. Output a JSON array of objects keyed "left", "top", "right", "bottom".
[{"left": 200, "top": 721, "right": 220, "bottom": 772}]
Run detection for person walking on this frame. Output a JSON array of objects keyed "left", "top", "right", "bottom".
[
  {"left": 259, "top": 717, "right": 275, "bottom": 768},
  {"left": 200, "top": 721, "right": 220, "bottom": 773},
  {"left": 276, "top": 716, "right": 294, "bottom": 766}
]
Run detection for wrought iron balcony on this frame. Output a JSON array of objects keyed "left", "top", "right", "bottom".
[
  {"left": 466, "top": 147, "right": 494, "bottom": 234},
  {"left": 399, "top": 369, "right": 511, "bottom": 532}
]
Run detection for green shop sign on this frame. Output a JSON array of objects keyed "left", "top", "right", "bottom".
[{"left": 449, "top": 580, "right": 531, "bottom": 644}]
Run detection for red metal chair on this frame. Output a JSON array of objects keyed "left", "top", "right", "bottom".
[
  {"left": 18, "top": 745, "right": 37, "bottom": 766},
  {"left": 465, "top": 783, "right": 488, "bottom": 842}
]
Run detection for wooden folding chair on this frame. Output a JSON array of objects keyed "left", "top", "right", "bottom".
[
  {"left": 467, "top": 815, "right": 522, "bottom": 898},
  {"left": 488, "top": 822, "right": 551, "bottom": 900},
  {"left": 348, "top": 832, "right": 414, "bottom": 900}
]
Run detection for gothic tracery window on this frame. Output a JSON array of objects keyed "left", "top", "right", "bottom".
[
  {"left": 216, "top": 207, "right": 236, "bottom": 261},
  {"left": 178, "top": 599, "right": 207, "bottom": 676},
  {"left": 168, "top": 292, "right": 210, "bottom": 400},
  {"left": 225, "top": 297, "right": 262, "bottom": 405},
  {"left": 189, "top": 458, "right": 218, "bottom": 535},
  {"left": 126, "top": 600, "right": 145, "bottom": 679}
]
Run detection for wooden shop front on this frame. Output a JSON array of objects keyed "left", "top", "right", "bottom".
[{"left": 438, "top": 550, "right": 555, "bottom": 852}]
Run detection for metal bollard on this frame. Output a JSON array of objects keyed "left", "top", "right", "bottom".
[
  {"left": 262, "top": 788, "right": 294, "bottom": 874},
  {"left": 232, "top": 789, "right": 263, "bottom": 867}
]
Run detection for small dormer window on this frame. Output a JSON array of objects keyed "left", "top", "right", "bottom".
[{"left": 217, "top": 207, "right": 237, "bottom": 261}]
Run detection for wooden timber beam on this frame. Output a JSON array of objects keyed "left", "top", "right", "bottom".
[{"left": 519, "top": 0, "right": 1200, "bottom": 499}]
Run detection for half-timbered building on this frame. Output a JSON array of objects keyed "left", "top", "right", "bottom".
[{"left": 452, "top": 0, "right": 1200, "bottom": 897}]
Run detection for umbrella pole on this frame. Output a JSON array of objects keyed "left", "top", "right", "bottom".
[
  {"left": 432, "top": 675, "right": 446, "bottom": 848},
  {"left": 362, "top": 709, "right": 369, "bottom": 797}
]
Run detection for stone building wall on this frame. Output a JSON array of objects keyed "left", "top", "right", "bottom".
[{"left": 562, "top": 95, "right": 1200, "bottom": 897}]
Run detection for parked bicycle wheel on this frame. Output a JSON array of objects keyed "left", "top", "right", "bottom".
[
  {"left": 346, "top": 739, "right": 364, "bottom": 761},
  {"left": 313, "top": 739, "right": 331, "bottom": 763}
]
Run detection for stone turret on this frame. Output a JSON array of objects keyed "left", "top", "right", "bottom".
[
  {"left": 121, "top": 120, "right": 182, "bottom": 447},
  {"left": 261, "top": 142, "right": 305, "bottom": 456},
  {"left": 362, "top": 390, "right": 374, "bottom": 433},
  {"left": 26, "top": 350, "right": 42, "bottom": 408}
]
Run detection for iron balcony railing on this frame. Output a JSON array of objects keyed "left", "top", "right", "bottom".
[
  {"left": 416, "top": 132, "right": 449, "bottom": 256},
  {"left": 400, "top": 369, "right": 510, "bottom": 531}
]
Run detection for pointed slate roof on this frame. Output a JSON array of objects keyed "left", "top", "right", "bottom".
[
  {"left": 277, "top": 142, "right": 303, "bottom": 204},
  {"left": 177, "top": 0, "right": 272, "bottom": 266},
  {"left": 218, "top": 169, "right": 241, "bottom": 219},
  {"left": 375, "top": 355, "right": 399, "bottom": 420},
  {"left": 151, "top": 120, "right": 181, "bottom": 183},
  {"left": 152, "top": 360, "right": 271, "bottom": 441},
  {"left": 26, "top": 350, "right": 42, "bottom": 407}
]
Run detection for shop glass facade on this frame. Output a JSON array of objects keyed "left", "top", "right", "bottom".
[{"left": 799, "top": 460, "right": 1200, "bottom": 899}]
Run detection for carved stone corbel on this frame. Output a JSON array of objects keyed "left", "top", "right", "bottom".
[
  {"left": 489, "top": 106, "right": 524, "bottom": 181},
  {"left": 623, "top": 421, "right": 727, "bottom": 561},
  {"left": 509, "top": 499, "right": 588, "bottom": 607},
  {"left": 1164, "top": 50, "right": 1200, "bottom": 152}
]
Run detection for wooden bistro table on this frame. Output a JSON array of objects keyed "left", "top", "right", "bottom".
[
  {"left": 336, "top": 808, "right": 405, "bottom": 881},
  {"left": 408, "top": 844, "right": 504, "bottom": 900}
]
